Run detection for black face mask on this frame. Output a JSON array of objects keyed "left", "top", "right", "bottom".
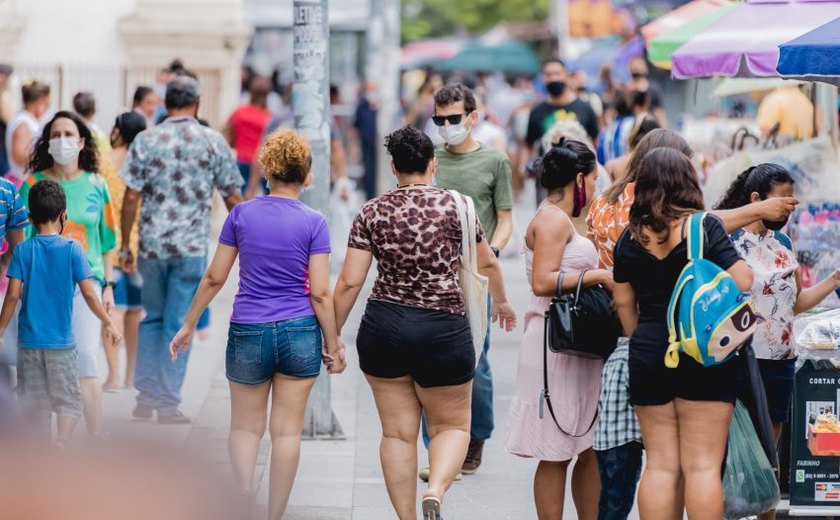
[
  {"left": 546, "top": 81, "right": 567, "bottom": 97},
  {"left": 763, "top": 217, "right": 789, "bottom": 231},
  {"left": 631, "top": 72, "right": 648, "bottom": 81}
]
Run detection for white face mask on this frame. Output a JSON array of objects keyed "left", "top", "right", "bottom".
[
  {"left": 48, "top": 138, "right": 81, "bottom": 166},
  {"left": 438, "top": 121, "right": 470, "bottom": 146}
]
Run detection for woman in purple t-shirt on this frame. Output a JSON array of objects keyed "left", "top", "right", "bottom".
[{"left": 170, "top": 129, "right": 345, "bottom": 518}]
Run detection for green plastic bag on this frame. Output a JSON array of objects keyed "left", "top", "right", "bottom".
[{"left": 724, "top": 400, "right": 780, "bottom": 519}]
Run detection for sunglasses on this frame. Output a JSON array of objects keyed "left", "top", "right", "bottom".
[{"left": 432, "top": 113, "right": 470, "bottom": 127}]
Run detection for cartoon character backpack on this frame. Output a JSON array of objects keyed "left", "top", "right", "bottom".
[{"left": 665, "top": 212, "right": 760, "bottom": 368}]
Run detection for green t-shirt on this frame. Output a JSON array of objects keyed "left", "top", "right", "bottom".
[
  {"left": 434, "top": 144, "right": 514, "bottom": 241},
  {"left": 21, "top": 172, "right": 117, "bottom": 282}
]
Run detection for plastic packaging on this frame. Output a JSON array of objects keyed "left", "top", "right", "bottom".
[
  {"left": 723, "top": 400, "right": 780, "bottom": 519},
  {"left": 795, "top": 309, "right": 840, "bottom": 351}
]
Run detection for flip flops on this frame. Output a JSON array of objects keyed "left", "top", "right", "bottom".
[{"left": 421, "top": 496, "right": 442, "bottom": 520}]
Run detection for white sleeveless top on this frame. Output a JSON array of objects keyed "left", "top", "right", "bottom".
[{"left": 4, "top": 111, "right": 40, "bottom": 180}]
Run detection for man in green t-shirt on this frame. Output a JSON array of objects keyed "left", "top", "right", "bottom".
[{"left": 420, "top": 83, "right": 513, "bottom": 478}]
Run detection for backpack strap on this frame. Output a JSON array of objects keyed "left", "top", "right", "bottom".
[
  {"left": 687, "top": 212, "right": 706, "bottom": 261},
  {"left": 665, "top": 271, "right": 693, "bottom": 369}
]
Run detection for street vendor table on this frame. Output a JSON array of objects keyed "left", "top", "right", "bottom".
[{"left": 790, "top": 348, "right": 840, "bottom": 516}]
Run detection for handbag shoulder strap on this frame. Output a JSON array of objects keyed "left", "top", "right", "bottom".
[
  {"left": 464, "top": 195, "right": 479, "bottom": 271},
  {"left": 540, "top": 315, "right": 598, "bottom": 438}
]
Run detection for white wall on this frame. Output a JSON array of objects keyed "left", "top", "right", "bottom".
[{"left": 12, "top": 0, "right": 137, "bottom": 66}]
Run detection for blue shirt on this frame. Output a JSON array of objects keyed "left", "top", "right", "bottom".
[
  {"left": 7, "top": 235, "right": 92, "bottom": 348},
  {"left": 0, "top": 177, "right": 30, "bottom": 241}
]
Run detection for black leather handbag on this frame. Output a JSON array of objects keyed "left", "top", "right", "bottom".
[
  {"left": 539, "top": 271, "right": 621, "bottom": 437},
  {"left": 545, "top": 271, "right": 620, "bottom": 359}
]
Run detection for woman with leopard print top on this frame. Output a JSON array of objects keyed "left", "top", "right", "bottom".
[{"left": 334, "top": 125, "right": 517, "bottom": 520}]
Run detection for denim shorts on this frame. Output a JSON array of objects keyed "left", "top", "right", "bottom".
[
  {"left": 225, "top": 315, "right": 323, "bottom": 385},
  {"left": 113, "top": 268, "right": 143, "bottom": 310}
]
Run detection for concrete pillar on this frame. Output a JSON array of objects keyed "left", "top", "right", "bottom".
[{"left": 0, "top": 0, "right": 24, "bottom": 62}]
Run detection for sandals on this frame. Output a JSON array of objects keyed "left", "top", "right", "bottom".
[{"left": 421, "top": 496, "right": 442, "bottom": 520}]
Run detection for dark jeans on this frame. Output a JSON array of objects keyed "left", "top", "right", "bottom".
[
  {"left": 361, "top": 141, "right": 377, "bottom": 201},
  {"left": 596, "top": 441, "right": 643, "bottom": 520}
]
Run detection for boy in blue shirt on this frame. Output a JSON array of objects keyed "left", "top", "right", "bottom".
[{"left": 0, "top": 180, "right": 121, "bottom": 445}]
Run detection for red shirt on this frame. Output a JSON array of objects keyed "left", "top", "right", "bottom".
[{"left": 229, "top": 104, "right": 272, "bottom": 164}]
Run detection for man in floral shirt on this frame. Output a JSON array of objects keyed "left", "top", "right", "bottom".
[{"left": 120, "top": 75, "right": 242, "bottom": 424}]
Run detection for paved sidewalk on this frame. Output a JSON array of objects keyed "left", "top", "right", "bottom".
[{"left": 100, "top": 193, "right": 643, "bottom": 519}]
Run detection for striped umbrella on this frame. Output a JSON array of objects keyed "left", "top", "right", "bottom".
[
  {"left": 647, "top": 2, "right": 737, "bottom": 70},
  {"left": 777, "top": 16, "right": 840, "bottom": 82}
]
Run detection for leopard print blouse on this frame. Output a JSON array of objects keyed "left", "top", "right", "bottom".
[{"left": 348, "top": 186, "right": 485, "bottom": 314}]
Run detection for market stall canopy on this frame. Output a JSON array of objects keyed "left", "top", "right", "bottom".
[
  {"left": 777, "top": 16, "right": 840, "bottom": 79},
  {"left": 401, "top": 39, "right": 464, "bottom": 70},
  {"left": 647, "top": 2, "right": 736, "bottom": 70},
  {"left": 711, "top": 77, "right": 804, "bottom": 97},
  {"left": 641, "top": 0, "right": 731, "bottom": 43},
  {"left": 438, "top": 40, "right": 540, "bottom": 76},
  {"left": 672, "top": 0, "right": 840, "bottom": 80}
]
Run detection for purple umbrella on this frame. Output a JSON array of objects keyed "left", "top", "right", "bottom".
[{"left": 672, "top": 0, "right": 840, "bottom": 79}]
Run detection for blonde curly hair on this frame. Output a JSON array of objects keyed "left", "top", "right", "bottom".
[{"left": 258, "top": 128, "right": 312, "bottom": 184}]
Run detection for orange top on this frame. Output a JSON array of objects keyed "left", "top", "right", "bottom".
[{"left": 586, "top": 182, "right": 635, "bottom": 270}]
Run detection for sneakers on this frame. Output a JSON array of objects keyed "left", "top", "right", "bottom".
[
  {"left": 418, "top": 467, "right": 463, "bottom": 483},
  {"left": 157, "top": 410, "right": 192, "bottom": 425},
  {"left": 132, "top": 404, "right": 154, "bottom": 420},
  {"left": 460, "top": 439, "right": 485, "bottom": 475}
]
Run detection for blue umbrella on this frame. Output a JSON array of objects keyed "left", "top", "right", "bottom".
[{"left": 777, "top": 16, "right": 840, "bottom": 79}]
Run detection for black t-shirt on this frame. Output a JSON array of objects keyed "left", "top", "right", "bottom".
[
  {"left": 613, "top": 215, "right": 742, "bottom": 348},
  {"left": 525, "top": 99, "right": 599, "bottom": 147},
  {"left": 646, "top": 82, "right": 665, "bottom": 111}
]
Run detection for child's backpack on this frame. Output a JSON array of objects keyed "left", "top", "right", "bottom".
[{"left": 665, "top": 212, "right": 760, "bottom": 368}]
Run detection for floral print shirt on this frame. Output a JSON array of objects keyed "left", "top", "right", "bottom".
[
  {"left": 586, "top": 182, "right": 634, "bottom": 271},
  {"left": 731, "top": 229, "right": 799, "bottom": 360}
]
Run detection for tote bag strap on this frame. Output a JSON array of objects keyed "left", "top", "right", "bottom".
[
  {"left": 464, "top": 195, "right": 480, "bottom": 271},
  {"left": 449, "top": 190, "right": 478, "bottom": 270}
]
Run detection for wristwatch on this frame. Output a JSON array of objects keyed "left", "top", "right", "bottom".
[
  {"left": 490, "top": 247, "right": 500, "bottom": 258},
  {"left": 103, "top": 280, "right": 117, "bottom": 291}
]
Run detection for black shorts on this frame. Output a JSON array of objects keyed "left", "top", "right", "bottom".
[
  {"left": 356, "top": 300, "right": 475, "bottom": 388},
  {"left": 629, "top": 341, "right": 740, "bottom": 406},
  {"left": 757, "top": 358, "right": 796, "bottom": 424}
]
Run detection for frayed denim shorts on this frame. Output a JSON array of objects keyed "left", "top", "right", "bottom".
[{"left": 225, "top": 315, "right": 322, "bottom": 385}]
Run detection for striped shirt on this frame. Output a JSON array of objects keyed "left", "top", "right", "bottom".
[
  {"left": 0, "top": 177, "right": 30, "bottom": 241},
  {"left": 594, "top": 338, "right": 642, "bottom": 451}
]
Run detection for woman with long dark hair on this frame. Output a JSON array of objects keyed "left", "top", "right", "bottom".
[
  {"left": 21, "top": 111, "right": 117, "bottom": 440},
  {"left": 612, "top": 147, "right": 753, "bottom": 519},
  {"left": 505, "top": 138, "right": 608, "bottom": 519},
  {"left": 717, "top": 164, "right": 840, "bottom": 520}
]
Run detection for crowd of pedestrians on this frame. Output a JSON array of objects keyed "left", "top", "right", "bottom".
[{"left": 0, "top": 52, "right": 834, "bottom": 520}]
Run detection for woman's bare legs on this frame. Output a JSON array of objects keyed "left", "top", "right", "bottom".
[
  {"left": 80, "top": 377, "right": 102, "bottom": 438},
  {"left": 123, "top": 309, "right": 143, "bottom": 387},
  {"left": 636, "top": 403, "right": 682, "bottom": 520},
  {"left": 103, "top": 309, "right": 126, "bottom": 390},
  {"left": 228, "top": 380, "right": 271, "bottom": 494},
  {"left": 416, "top": 381, "right": 472, "bottom": 503},
  {"left": 268, "top": 374, "right": 317, "bottom": 520},
  {"left": 675, "top": 398, "right": 733, "bottom": 520},
  {"left": 571, "top": 448, "right": 600, "bottom": 520},
  {"left": 534, "top": 460, "right": 570, "bottom": 519},
  {"left": 366, "top": 375, "right": 422, "bottom": 520}
]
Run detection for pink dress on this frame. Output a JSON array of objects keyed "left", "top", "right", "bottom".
[{"left": 505, "top": 212, "right": 603, "bottom": 462}]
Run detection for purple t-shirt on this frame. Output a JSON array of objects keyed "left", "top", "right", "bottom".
[{"left": 219, "top": 196, "right": 331, "bottom": 324}]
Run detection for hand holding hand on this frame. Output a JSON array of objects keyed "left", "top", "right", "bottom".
[
  {"left": 104, "top": 324, "right": 123, "bottom": 347},
  {"left": 491, "top": 301, "right": 518, "bottom": 332},
  {"left": 169, "top": 326, "right": 195, "bottom": 362},
  {"left": 118, "top": 249, "right": 135, "bottom": 273},
  {"left": 323, "top": 337, "right": 347, "bottom": 374}
]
